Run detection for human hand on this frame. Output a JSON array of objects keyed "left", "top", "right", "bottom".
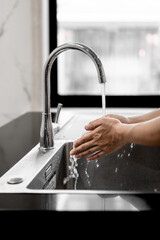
[
  {"left": 105, "top": 114, "right": 130, "bottom": 124},
  {"left": 70, "top": 116, "right": 126, "bottom": 161}
]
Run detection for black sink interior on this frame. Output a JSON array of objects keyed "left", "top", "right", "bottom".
[{"left": 28, "top": 141, "right": 160, "bottom": 192}]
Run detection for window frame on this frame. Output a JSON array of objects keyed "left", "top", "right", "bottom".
[{"left": 49, "top": 0, "right": 160, "bottom": 108}]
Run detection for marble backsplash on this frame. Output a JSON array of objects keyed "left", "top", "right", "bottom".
[{"left": 0, "top": 0, "right": 49, "bottom": 127}]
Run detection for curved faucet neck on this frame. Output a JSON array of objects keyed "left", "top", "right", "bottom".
[{"left": 42, "top": 42, "right": 106, "bottom": 114}]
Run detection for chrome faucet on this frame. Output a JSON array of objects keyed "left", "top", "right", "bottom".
[{"left": 39, "top": 42, "right": 106, "bottom": 150}]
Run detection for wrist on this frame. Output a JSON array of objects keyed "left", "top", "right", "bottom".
[{"left": 119, "top": 123, "right": 134, "bottom": 144}]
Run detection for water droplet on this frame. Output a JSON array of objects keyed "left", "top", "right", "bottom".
[
  {"left": 95, "top": 159, "right": 99, "bottom": 167},
  {"left": 87, "top": 179, "right": 91, "bottom": 186}
]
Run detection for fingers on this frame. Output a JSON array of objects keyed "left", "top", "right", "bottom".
[
  {"left": 70, "top": 120, "right": 104, "bottom": 157},
  {"left": 87, "top": 150, "right": 105, "bottom": 161},
  {"left": 73, "top": 131, "right": 93, "bottom": 148},
  {"left": 74, "top": 139, "right": 95, "bottom": 154},
  {"left": 70, "top": 126, "right": 102, "bottom": 156},
  {"left": 85, "top": 117, "right": 103, "bottom": 131},
  {"left": 75, "top": 145, "right": 100, "bottom": 159},
  {"left": 70, "top": 117, "right": 107, "bottom": 161}
]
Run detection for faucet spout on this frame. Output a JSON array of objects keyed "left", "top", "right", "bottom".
[{"left": 40, "top": 42, "right": 106, "bottom": 150}]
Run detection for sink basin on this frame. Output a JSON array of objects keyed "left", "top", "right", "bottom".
[{"left": 27, "top": 141, "right": 160, "bottom": 192}]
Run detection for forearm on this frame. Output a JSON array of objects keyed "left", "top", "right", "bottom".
[
  {"left": 122, "top": 116, "right": 160, "bottom": 146},
  {"left": 128, "top": 108, "right": 160, "bottom": 124}
]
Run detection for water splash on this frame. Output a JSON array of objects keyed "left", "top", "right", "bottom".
[
  {"left": 85, "top": 161, "right": 91, "bottom": 186},
  {"left": 63, "top": 155, "right": 79, "bottom": 189},
  {"left": 117, "top": 143, "right": 135, "bottom": 160},
  {"left": 115, "top": 143, "right": 135, "bottom": 175}
]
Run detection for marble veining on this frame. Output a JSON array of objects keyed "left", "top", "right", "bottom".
[
  {"left": 0, "top": 0, "right": 46, "bottom": 127},
  {"left": 0, "top": 0, "right": 19, "bottom": 38},
  {"left": 14, "top": 56, "right": 31, "bottom": 102}
]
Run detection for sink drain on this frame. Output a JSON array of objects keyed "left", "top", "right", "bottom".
[{"left": 7, "top": 177, "right": 23, "bottom": 184}]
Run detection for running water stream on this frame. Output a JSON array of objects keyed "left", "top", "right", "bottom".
[
  {"left": 101, "top": 83, "right": 106, "bottom": 116},
  {"left": 94, "top": 82, "right": 106, "bottom": 169}
]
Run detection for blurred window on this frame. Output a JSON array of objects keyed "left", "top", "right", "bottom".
[{"left": 57, "top": 0, "right": 160, "bottom": 96}]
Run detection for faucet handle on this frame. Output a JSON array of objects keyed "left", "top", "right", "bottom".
[{"left": 55, "top": 103, "right": 63, "bottom": 123}]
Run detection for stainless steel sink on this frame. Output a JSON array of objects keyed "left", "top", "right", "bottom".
[
  {"left": 1, "top": 109, "right": 160, "bottom": 210},
  {"left": 27, "top": 141, "right": 160, "bottom": 192},
  {"left": 22, "top": 140, "right": 160, "bottom": 211}
]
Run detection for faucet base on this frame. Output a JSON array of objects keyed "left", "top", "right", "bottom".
[
  {"left": 40, "top": 113, "right": 54, "bottom": 150},
  {"left": 39, "top": 146, "right": 55, "bottom": 152}
]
